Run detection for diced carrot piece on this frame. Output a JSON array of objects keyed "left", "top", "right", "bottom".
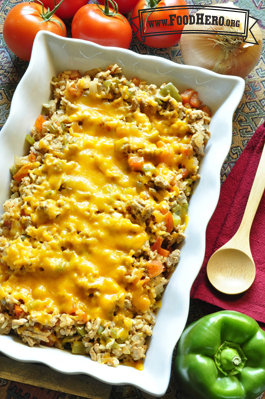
[
  {"left": 156, "top": 141, "right": 165, "bottom": 148},
  {"left": 132, "top": 77, "right": 140, "bottom": 86},
  {"left": 159, "top": 204, "right": 169, "bottom": 215},
  {"left": 181, "top": 89, "right": 203, "bottom": 108},
  {"left": 190, "top": 91, "right": 203, "bottom": 108},
  {"left": 13, "top": 164, "right": 32, "bottom": 182},
  {"left": 151, "top": 236, "right": 163, "bottom": 252},
  {"left": 69, "top": 70, "right": 82, "bottom": 80},
  {"left": 164, "top": 212, "right": 174, "bottom": 233},
  {"left": 14, "top": 304, "right": 23, "bottom": 318},
  {"left": 146, "top": 260, "right": 164, "bottom": 278},
  {"left": 28, "top": 153, "right": 36, "bottom": 162},
  {"left": 158, "top": 146, "right": 175, "bottom": 165},
  {"left": 68, "top": 84, "right": 82, "bottom": 96},
  {"left": 128, "top": 156, "right": 144, "bottom": 171},
  {"left": 183, "top": 147, "right": 193, "bottom": 158},
  {"left": 77, "top": 311, "right": 88, "bottom": 323},
  {"left": 34, "top": 114, "right": 46, "bottom": 130},
  {"left": 181, "top": 89, "right": 195, "bottom": 103},
  {"left": 158, "top": 247, "right": 170, "bottom": 257},
  {"left": 199, "top": 105, "right": 212, "bottom": 117}
]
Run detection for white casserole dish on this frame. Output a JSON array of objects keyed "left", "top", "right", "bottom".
[{"left": 0, "top": 31, "right": 245, "bottom": 396}]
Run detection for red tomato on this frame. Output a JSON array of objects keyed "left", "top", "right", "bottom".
[
  {"left": 3, "top": 2, "right": 66, "bottom": 61},
  {"left": 97, "top": 0, "right": 139, "bottom": 15},
  {"left": 132, "top": 0, "right": 189, "bottom": 48},
  {"left": 71, "top": 4, "right": 132, "bottom": 49},
  {"left": 39, "top": 0, "right": 88, "bottom": 20}
]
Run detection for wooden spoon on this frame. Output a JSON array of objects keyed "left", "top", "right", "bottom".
[{"left": 207, "top": 143, "right": 265, "bottom": 295}]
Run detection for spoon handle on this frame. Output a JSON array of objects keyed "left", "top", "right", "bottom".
[{"left": 233, "top": 143, "right": 265, "bottom": 247}]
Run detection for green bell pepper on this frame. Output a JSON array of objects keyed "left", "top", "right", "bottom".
[
  {"left": 156, "top": 82, "right": 182, "bottom": 103},
  {"left": 174, "top": 310, "right": 265, "bottom": 399}
]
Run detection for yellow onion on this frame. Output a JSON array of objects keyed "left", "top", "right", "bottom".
[{"left": 180, "top": 3, "right": 262, "bottom": 78}]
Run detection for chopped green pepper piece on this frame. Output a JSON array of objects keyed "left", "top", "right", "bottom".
[
  {"left": 112, "top": 341, "right": 120, "bottom": 350},
  {"left": 25, "top": 134, "right": 35, "bottom": 145},
  {"left": 172, "top": 214, "right": 181, "bottom": 227},
  {"left": 41, "top": 103, "right": 51, "bottom": 116},
  {"left": 62, "top": 336, "right": 72, "bottom": 346},
  {"left": 155, "top": 98, "right": 163, "bottom": 105},
  {"left": 72, "top": 341, "right": 86, "bottom": 355},
  {"left": 158, "top": 83, "right": 182, "bottom": 102},
  {"left": 103, "top": 80, "right": 112, "bottom": 88},
  {"left": 182, "top": 202, "right": 188, "bottom": 211},
  {"left": 60, "top": 122, "right": 67, "bottom": 132},
  {"left": 172, "top": 204, "right": 181, "bottom": 215},
  {"left": 174, "top": 310, "right": 265, "bottom": 399},
  {"left": 49, "top": 124, "right": 58, "bottom": 134},
  {"left": 110, "top": 328, "right": 118, "bottom": 339},
  {"left": 142, "top": 163, "right": 156, "bottom": 174},
  {"left": 76, "top": 325, "right": 86, "bottom": 337},
  {"left": 10, "top": 165, "right": 19, "bottom": 176},
  {"left": 103, "top": 80, "right": 112, "bottom": 93},
  {"left": 97, "top": 325, "right": 104, "bottom": 336}
]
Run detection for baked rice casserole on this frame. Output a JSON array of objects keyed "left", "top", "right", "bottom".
[{"left": 0, "top": 64, "right": 211, "bottom": 368}]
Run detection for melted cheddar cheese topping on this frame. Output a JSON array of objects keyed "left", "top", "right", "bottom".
[{"left": 0, "top": 72, "right": 202, "bottom": 333}]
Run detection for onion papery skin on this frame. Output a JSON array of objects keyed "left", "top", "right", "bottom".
[{"left": 180, "top": 3, "right": 262, "bottom": 78}]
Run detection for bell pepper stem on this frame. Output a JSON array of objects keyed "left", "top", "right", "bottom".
[
  {"left": 233, "top": 356, "right": 242, "bottom": 366},
  {"left": 215, "top": 341, "right": 247, "bottom": 376},
  {"left": 220, "top": 348, "right": 242, "bottom": 369}
]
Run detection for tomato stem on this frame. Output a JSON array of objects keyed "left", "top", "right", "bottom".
[
  {"left": 42, "top": 0, "right": 65, "bottom": 20},
  {"left": 95, "top": 0, "right": 125, "bottom": 22},
  {"left": 143, "top": 0, "right": 163, "bottom": 32},
  {"left": 105, "top": 0, "right": 110, "bottom": 14},
  {"left": 32, "top": 0, "right": 64, "bottom": 21},
  {"left": 31, "top": 0, "right": 65, "bottom": 31},
  {"left": 146, "top": 0, "right": 162, "bottom": 7}
]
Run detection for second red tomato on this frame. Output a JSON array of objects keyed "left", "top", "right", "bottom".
[
  {"left": 97, "top": 0, "right": 140, "bottom": 14},
  {"left": 71, "top": 4, "right": 132, "bottom": 49},
  {"left": 39, "top": 0, "right": 88, "bottom": 19},
  {"left": 132, "top": 0, "right": 189, "bottom": 48}
]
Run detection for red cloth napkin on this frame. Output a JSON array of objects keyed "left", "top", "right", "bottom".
[{"left": 191, "top": 121, "right": 265, "bottom": 325}]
